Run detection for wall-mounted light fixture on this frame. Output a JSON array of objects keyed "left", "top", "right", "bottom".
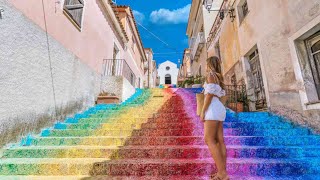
[
  {"left": 0, "top": 7, "right": 4, "bottom": 19},
  {"left": 203, "top": 0, "right": 236, "bottom": 22}
]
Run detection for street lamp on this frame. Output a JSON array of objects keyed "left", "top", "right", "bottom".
[
  {"left": 204, "top": 0, "right": 214, "bottom": 11},
  {"left": 203, "top": 0, "right": 236, "bottom": 22}
]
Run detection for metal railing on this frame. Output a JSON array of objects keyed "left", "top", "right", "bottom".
[
  {"left": 224, "top": 85, "right": 249, "bottom": 112},
  {"left": 102, "top": 59, "right": 136, "bottom": 87}
]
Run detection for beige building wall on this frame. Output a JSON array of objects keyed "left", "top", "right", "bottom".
[
  {"left": 187, "top": 0, "right": 222, "bottom": 78},
  {"left": 117, "top": 6, "right": 147, "bottom": 88},
  {"left": 207, "top": 0, "right": 320, "bottom": 126}
]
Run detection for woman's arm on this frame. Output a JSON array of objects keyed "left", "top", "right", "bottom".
[{"left": 202, "top": 93, "right": 215, "bottom": 115}]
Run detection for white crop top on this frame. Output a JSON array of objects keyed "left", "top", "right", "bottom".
[{"left": 204, "top": 83, "right": 226, "bottom": 97}]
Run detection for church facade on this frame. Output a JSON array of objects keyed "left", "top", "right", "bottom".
[{"left": 158, "top": 61, "right": 179, "bottom": 85}]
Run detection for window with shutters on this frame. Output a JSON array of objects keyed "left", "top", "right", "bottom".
[
  {"left": 306, "top": 31, "right": 320, "bottom": 100},
  {"left": 63, "top": 0, "right": 84, "bottom": 30}
]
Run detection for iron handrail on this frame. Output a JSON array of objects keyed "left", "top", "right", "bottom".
[{"left": 224, "top": 84, "right": 249, "bottom": 112}]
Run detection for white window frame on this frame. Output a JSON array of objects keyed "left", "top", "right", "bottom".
[{"left": 288, "top": 14, "right": 320, "bottom": 110}]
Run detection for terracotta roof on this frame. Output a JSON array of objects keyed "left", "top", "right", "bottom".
[
  {"left": 107, "top": 0, "right": 129, "bottom": 41},
  {"left": 116, "top": 5, "right": 147, "bottom": 61}
]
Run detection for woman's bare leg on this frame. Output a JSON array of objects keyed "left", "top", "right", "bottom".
[
  {"left": 204, "top": 121, "right": 227, "bottom": 179},
  {"left": 217, "top": 121, "right": 227, "bottom": 170}
]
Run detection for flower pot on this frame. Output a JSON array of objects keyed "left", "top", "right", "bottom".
[
  {"left": 185, "top": 84, "right": 192, "bottom": 88},
  {"left": 96, "top": 96, "right": 119, "bottom": 104},
  {"left": 229, "top": 102, "right": 244, "bottom": 112},
  {"left": 192, "top": 84, "right": 202, "bottom": 88}
]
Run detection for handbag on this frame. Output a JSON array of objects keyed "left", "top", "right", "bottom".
[{"left": 196, "top": 93, "right": 204, "bottom": 116}]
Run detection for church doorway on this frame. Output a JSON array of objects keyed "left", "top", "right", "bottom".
[{"left": 165, "top": 74, "right": 172, "bottom": 84}]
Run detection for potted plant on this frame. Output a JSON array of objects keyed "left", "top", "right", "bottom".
[
  {"left": 184, "top": 77, "right": 194, "bottom": 88},
  {"left": 192, "top": 75, "right": 204, "bottom": 88},
  {"left": 96, "top": 91, "right": 119, "bottom": 104},
  {"left": 228, "top": 91, "right": 247, "bottom": 112},
  {"left": 237, "top": 92, "right": 249, "bottom": 112}
]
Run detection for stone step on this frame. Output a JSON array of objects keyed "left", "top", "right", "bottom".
[
  {"left": 43, "top": 128, "right": 311, "bottom": 137},
  {"left": 66, "top": 113, "right": 284, "bottom": 124},
  {"left": 0, "top": 158, "right": 318, "bottom": 176},
  {"left": 79, "top": 175, "right": 320, "bottom": 180},
  {"left": 0, "top": 158, "right": 108, "bottom": 176},
  {"left": 2, "top": 175, "right": 314, "bottom": 180},
  {"left": 0, "top": 176, "right": 88, "bottom": 180},
  {"left": 140, "top": 122, "right": 294, "bottom": 129},
  {"left": 3, "top": 145, "right": 320, "bottom": 159},
  {"left": 124, "top": 136, "right": 320, "bottom": 146},
  {"left": 74, "top": 118, "right": 144, "bottom": 124},
  {"left": 57, "top": 121, "right": 296, "bottom": 130},
  {"left": 89, "top": 158, "right": 319, "bottom": 176},
  {"left": 26, "top": 136, "right": 320, "bottom": 147}
]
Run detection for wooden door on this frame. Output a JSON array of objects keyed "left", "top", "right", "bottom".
[{"left": 249, "top": 49, "right": 267, "bottom": 110}]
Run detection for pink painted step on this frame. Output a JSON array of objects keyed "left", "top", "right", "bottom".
[{"left": 89, "top": 158, "right": 309, "bottom": 176}]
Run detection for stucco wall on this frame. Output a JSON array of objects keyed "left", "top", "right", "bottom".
[
  {"left": 9, "top": 0, "right": 125, "bottom": 74},
  {"left": 0, "top": 0, "right": 100, "bottom": 146},
  {"left": 236, "top": 0, "right": 320, "bottom": 112},
  {"left": 122, "top": 78, "right": 136, "bottom": 101},
  {"left": 208, "top": 0, "right": 320, "bottom": 121},
  {"left": 191, "top": 47, "right": 207, "bottom": 77},
  {"left": 101, "top": 76, "right": 136, "bottom": 102}
]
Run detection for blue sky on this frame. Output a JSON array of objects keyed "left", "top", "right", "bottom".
[{"left": 115, "top": 0, "right": 191, "bottom": 66}]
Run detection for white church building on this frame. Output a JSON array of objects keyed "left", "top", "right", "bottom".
[{"left": 158, "top": 60, "right": 179, "bottom": 85}]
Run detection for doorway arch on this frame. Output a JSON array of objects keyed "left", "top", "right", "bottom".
[{"left": 165, "top": 74, "right": 172, "bottom": 84}]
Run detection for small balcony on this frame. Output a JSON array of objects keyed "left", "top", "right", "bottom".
[
  {"left": 189, "top": 32, "right": 205, "bottom": 61},
  {"left": 102, "top": 59, "right": 136, "bottom": 87}
]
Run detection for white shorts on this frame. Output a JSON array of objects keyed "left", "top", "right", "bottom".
[{"left": 205, "top": 97, "right": 226, "bottom": 121}]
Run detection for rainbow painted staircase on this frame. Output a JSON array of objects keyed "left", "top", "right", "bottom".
[{"left": 1, "top": 88, "right": 320, "bottom": 179}]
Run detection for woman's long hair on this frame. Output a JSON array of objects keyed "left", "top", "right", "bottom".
[{"left": 206, "top": 56, "right": 225, "bottom": 89}]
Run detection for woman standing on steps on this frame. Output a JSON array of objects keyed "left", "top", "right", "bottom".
[{"left": 200, "top": 56, "right": 229, "bottom": 180}]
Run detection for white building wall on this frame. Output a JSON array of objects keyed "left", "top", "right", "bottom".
[
  {"left": 157, "top": 61, "right": 179, "bottom": 85},
  {"left": 0, "top": 1, "right": 101, "bottom": 146}
]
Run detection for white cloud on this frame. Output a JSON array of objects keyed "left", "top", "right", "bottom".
[
  {"left": 150, "top": 4, "right": 191, "bottom": 25},
  {"left": 133, "top": 10, "right": 145, "bottom": 24}
]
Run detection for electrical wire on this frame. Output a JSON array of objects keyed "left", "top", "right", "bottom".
[
  {"left": 41, "top": 0, "right": 58, "bottom": 120},
  {"left": 113, "top": 1, "right": 181, "bottom": 54}
]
